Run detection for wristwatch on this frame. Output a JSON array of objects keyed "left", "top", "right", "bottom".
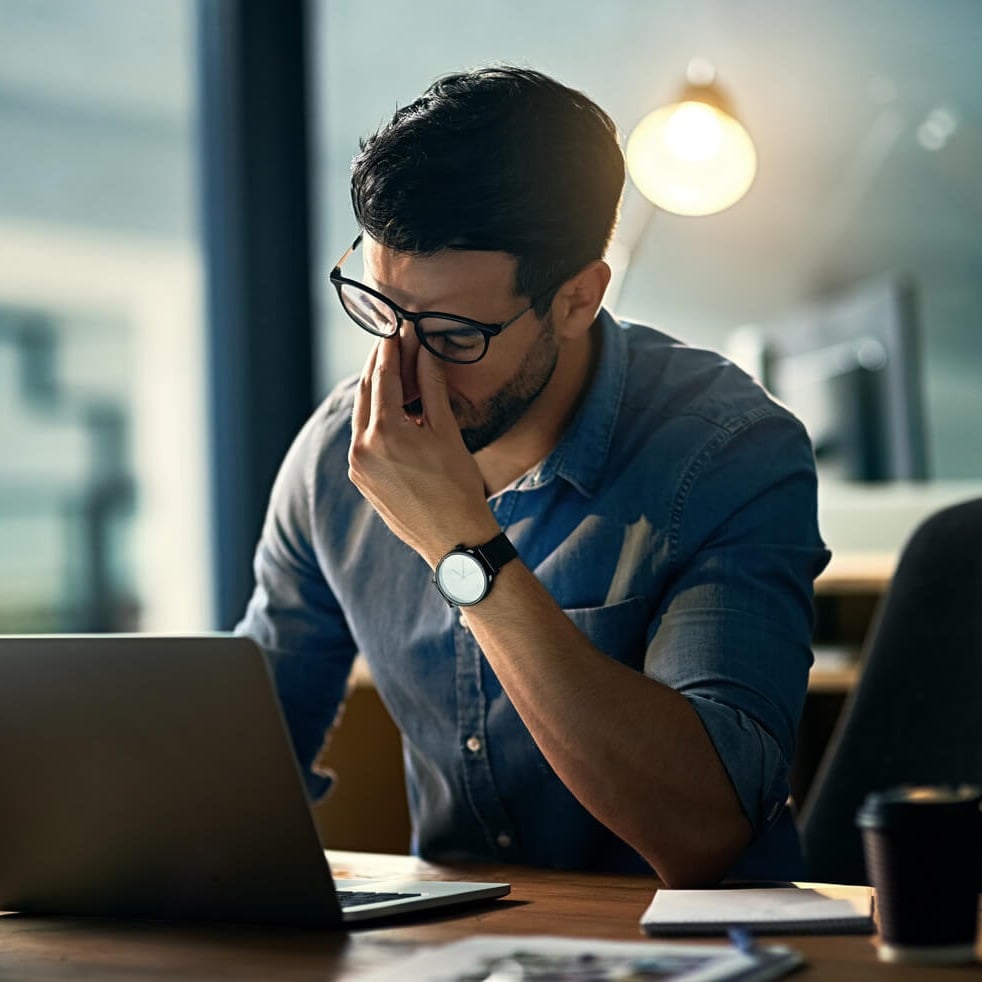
[{"left": 433, "top": 532, "right": 518, "bottom": 607}]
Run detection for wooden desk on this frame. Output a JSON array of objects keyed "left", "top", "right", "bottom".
[{"left": 2, "top": 851, "right": 978, "bottom": 979}]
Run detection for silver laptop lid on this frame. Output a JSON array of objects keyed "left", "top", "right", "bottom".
[{"left": 0, "top": 634, "right": 342, "bottom": 926}]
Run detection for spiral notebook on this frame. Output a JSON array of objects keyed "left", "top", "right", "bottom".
[{"left": 641, "top": 883, "right": 875, "bottom": 937}]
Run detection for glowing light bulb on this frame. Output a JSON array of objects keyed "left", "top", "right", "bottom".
[
  {"left": 626, "top": 91, "right": 757, "bottom": 217},
  {"left": 664, "top": 102, "right": 724, "bottom": 162}
]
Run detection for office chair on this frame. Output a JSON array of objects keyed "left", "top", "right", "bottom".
[{"left": 800, "top": 496, "right": 982, "bottom": 885}]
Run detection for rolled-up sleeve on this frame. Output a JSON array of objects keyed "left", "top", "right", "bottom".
[
  {"left": 644, "top": 409, "right": 830, "bottom": 836},
  {"left": 236, "top": 409, "right": 358, "bottom": 801}
]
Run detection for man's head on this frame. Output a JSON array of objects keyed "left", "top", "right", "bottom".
[{"left": 350, "top": 66, "right": 625, "bottom": 316}]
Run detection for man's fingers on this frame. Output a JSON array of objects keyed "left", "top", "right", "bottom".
[
  {"left": 352, "top": 341, "right": 378, "bottom": 436},
  {"left": 370, "top": 335, "right": 405, "bottom": 423},
  {"left": 416, "top": 347, "right": 455, "bottom": 431}
]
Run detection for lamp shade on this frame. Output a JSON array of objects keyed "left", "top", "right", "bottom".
[{"left": 626, "top": 74, "right": 757, "bottom": 217}]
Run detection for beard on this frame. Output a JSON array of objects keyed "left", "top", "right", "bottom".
[{"left": 455, "top": 317, "right": 559, "bottom": 453}]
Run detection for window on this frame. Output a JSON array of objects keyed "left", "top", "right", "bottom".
[{"left": 0, "top": 0, "right": 210, "bottom": 631}]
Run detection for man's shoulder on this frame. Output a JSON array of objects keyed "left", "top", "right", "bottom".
[
  {"left": 614, "top": 317, "right": 794, "bottom": 436},
  {"left": 300, "top": 376, "right": 360, "bottom": 452},
  {"left": 597, "top": 316, "right": 814, "bottom": 496},
  {"left": 315, "top": 374, "right": 360, "bottom": 422},
  {"left": 273, "top": 376, "right": 360, "bottom": 496}
]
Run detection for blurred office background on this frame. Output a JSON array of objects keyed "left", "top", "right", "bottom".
[{"left": 1, "top": 0, "right": 981, "bottom": 636}]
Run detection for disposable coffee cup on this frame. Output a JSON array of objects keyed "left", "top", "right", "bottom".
[{"left": 857, "top": 784, "right": 981, "bottom": 965}]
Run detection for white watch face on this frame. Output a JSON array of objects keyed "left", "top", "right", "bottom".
[{"left": 436, "top": 551, "right": 489, "bottom": 605}]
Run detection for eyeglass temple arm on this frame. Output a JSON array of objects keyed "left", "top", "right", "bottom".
[{"left": 332, "top": 233, "right": 364, "bottom": 276}]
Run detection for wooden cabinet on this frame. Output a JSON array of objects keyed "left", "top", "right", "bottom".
[
  {"left": 311, "top": 667, "right": 412, "bottom": 854},
  {"left": 793, "top": 553, "right": 894, "bottom": 808}
]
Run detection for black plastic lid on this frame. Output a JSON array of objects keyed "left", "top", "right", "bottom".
[{"left": 856, "top": 784, "right": 982, "bottom": 830}]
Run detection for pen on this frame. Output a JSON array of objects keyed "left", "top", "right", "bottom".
[{"left": 727, "top": 926, "right": 759, "bottom": 954}]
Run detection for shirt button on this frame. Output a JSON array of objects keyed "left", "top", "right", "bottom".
[
  {"left": 465, "top": 735, "right": 482, "bottom": 753},
  {"left": 496, "top": 832, "right": 512, "bottom": 849}
]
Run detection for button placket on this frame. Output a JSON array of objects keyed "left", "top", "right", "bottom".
[{"left": 453, "top": 626, "right": 520, "bottom": 859}]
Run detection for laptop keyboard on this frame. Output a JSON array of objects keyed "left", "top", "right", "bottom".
[{"left": 335, "top": 889, "right": 423, "bottom": 908}]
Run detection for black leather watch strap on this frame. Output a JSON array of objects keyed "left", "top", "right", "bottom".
[{"left": 471, "top": 532, "right": 518, "bottom": 575}]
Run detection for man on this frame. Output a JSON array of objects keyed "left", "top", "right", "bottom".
[{"left": 238, "top": 66, "right": 829, "bottom": 887}]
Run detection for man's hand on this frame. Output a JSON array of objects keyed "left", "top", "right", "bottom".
[{"left": 348, "top": 338, "right": 498, "bottom": 566}]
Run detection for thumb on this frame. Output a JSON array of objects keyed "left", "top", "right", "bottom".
[{"left": 416, "top": 347, "right": 456, "bottom": 430}]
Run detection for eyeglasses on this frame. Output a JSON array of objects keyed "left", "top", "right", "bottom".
[{"left": 329, "top": 234, "right": 554, "bottom": 365}]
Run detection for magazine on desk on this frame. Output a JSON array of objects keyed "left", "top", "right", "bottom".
[{"left": 358, "top": 934, "right": 804, "bottom": 981}]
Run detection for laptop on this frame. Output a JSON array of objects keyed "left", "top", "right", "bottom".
[{"left": 0, "top": 634, "right": 510, "bottom": 926}]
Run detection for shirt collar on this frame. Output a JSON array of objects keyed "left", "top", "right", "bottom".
[{"left": 521, "top": 308, "right": 626, "bottom": 498}]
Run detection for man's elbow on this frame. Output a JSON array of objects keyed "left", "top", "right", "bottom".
[{"left": 645, "top": 814, "right": 753, "bottom": 889}]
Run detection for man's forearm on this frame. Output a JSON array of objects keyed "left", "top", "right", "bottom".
[{"left": 457, "top": 558, "right": 752, "bottom": 887}]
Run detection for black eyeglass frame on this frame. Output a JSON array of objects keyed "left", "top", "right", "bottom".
[{"left": 329, "top": 234, "right": 560, "bottom": 365}]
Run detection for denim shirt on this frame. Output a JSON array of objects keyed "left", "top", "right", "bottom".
[{"left": 238, "top": 309, "right": 830, "bottom": 879}]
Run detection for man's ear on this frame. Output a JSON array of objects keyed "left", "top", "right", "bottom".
[{"left": 550, "top": 260, "right": 612, "bottom": 340}]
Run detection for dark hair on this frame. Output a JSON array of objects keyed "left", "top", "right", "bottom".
[{"left": 350, "top": 66, "right": 625, "bottom": 314}]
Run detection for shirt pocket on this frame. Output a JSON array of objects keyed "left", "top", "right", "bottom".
[{"left": 561, "top": 597, "right": 649, "bottom": 670}]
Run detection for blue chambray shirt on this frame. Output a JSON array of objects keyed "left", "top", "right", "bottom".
[{"left": 237, "top": 309, "right": 830, "bottom": 879}]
